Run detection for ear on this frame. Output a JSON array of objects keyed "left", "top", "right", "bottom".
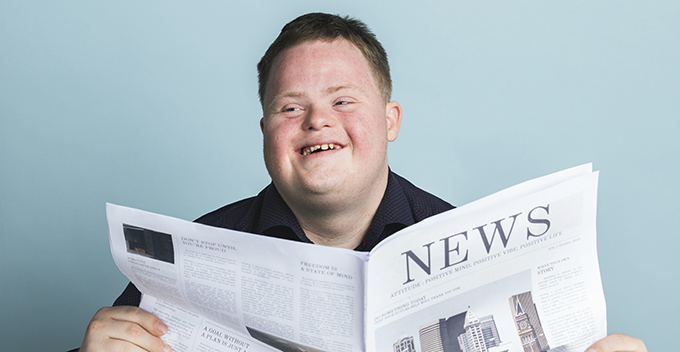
[
  {"left": 259, "top": 117, "right": 265, "bottom": 134},
  {"left": 385, "top": 101, "right": 402, "bottom": 142}
]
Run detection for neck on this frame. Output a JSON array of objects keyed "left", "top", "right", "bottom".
[{"left": 281, "top": 171, "right": 389, "bottom": 249}]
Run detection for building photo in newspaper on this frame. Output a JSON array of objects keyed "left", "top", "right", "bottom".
[{"left": 377, "top": 271, "right": 536, "bottom": 352}]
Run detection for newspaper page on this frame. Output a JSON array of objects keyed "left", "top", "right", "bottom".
[
  {"left": 106, "top": 204, "right": 368, "bottom": 352},
  {"left": 365, "top": 165, "right": 605, "bottom": 352}
]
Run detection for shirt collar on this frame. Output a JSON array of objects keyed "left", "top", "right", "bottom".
[
  {"left": 358, "top": 171, "right": 415, "bottom": 251},
  {"left": 256, "top": 183, "right": 310, "bottom": 243},
  {"left": 256, "top": 170, "right": 415, "bottom": 250}
]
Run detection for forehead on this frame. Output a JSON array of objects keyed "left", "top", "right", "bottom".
[{"left": 264, "top": 39, "right": 380, "bottom": 103}]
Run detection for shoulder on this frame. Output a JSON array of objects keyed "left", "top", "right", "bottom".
[
  {"left": 194, "top": 187, "right": 267, "bottom": 232},
  {"left": 391, "top": 172, "right": 455, "bottom": 222}
]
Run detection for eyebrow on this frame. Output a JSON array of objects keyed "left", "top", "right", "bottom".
[{"left": 326, "top": 85, "right": 368, "bottom": 97}]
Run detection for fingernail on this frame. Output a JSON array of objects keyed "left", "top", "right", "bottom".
[
  {"left": 157, "top": 321, "right": 168, "bottom": 334},
  {"left": 162, "top": 343, "right": 173, "bottom": 352},
  {"left": 586, "top": 348, "right": 598, "bottom": 352}
]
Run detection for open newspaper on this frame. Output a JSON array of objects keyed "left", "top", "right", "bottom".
[{"left": 107, "top": 163, "right": 606, "bottom": 352}]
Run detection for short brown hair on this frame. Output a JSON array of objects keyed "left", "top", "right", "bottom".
[{"left": 257, "top": 13, "right": 392, "bottom": 105}]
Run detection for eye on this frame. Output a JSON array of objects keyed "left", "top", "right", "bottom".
[
  {"left": 333, "top": 97, "right": 355, "bottom": 107},
  {"left": 281, "top": 104, "right": 303, "bottom": 113}
]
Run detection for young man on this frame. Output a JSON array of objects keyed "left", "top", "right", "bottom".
[{"left": 78, "top": 13, "right": 646, "bottom": 352}]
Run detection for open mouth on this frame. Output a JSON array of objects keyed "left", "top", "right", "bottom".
[{"left": 301, "top": 143, "right": 342, "bottom": 156}]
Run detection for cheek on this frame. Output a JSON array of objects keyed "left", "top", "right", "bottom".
[
  {"left": 263, "top": 122, "right": 294, "bottom": 162},
  {"left": 346, "top": 115, "right": 388, "bottom": 151}
]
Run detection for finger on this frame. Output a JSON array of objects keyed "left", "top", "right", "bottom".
[
  {"left": 100, "top": 306, "right": 168, "bottom": 337},
  {"left": 82, "top": 306, "right": 171, "bottom": 352},
  {"left": 98, "top": 317, "right": 170, "bottom": 351},
  {"left": 586, "top": 334, "right": 647, "bottom": 352}
]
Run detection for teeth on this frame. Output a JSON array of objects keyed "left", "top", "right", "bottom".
[{"left": 302, "top": 144, "right": 340, "bottom": 156}]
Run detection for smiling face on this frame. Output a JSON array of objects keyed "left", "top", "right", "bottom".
[{"left": 261, "top": 39, "right": 401, "bottom": 211}]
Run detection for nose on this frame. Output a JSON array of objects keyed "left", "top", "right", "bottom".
[{"left": 302, "top": 106, "right": 335, "bottom": 131}]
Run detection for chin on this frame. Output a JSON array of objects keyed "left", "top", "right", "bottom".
[{"left": 298, "top": 180, "right": 341, "bottom": 196}]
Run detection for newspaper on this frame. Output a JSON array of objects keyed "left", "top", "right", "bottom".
[{"left": 107, "top": 163, "right": 606, "bottom": 352}]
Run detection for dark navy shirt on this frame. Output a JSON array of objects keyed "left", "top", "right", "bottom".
[{"left": 113, "top": 171, "right": 453, "bottom": 307}]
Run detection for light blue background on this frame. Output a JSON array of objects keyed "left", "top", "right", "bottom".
[{"left": 1, "top": 1, "right": 677, "bottom": 351}]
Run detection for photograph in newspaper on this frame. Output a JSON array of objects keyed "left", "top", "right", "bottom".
[
  {"left": 123, "top": 224, "right": 175, "bottom": 264},
  {"left": 375, "top": 271, "right": 534, "bottom": 352}
]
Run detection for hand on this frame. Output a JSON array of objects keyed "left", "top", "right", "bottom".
[
  {"left": 81, "top": 306, "right": 172, "bottom": 352},
  {"left": 586, "top": 334, "right": 647, "bottom": 352}
]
